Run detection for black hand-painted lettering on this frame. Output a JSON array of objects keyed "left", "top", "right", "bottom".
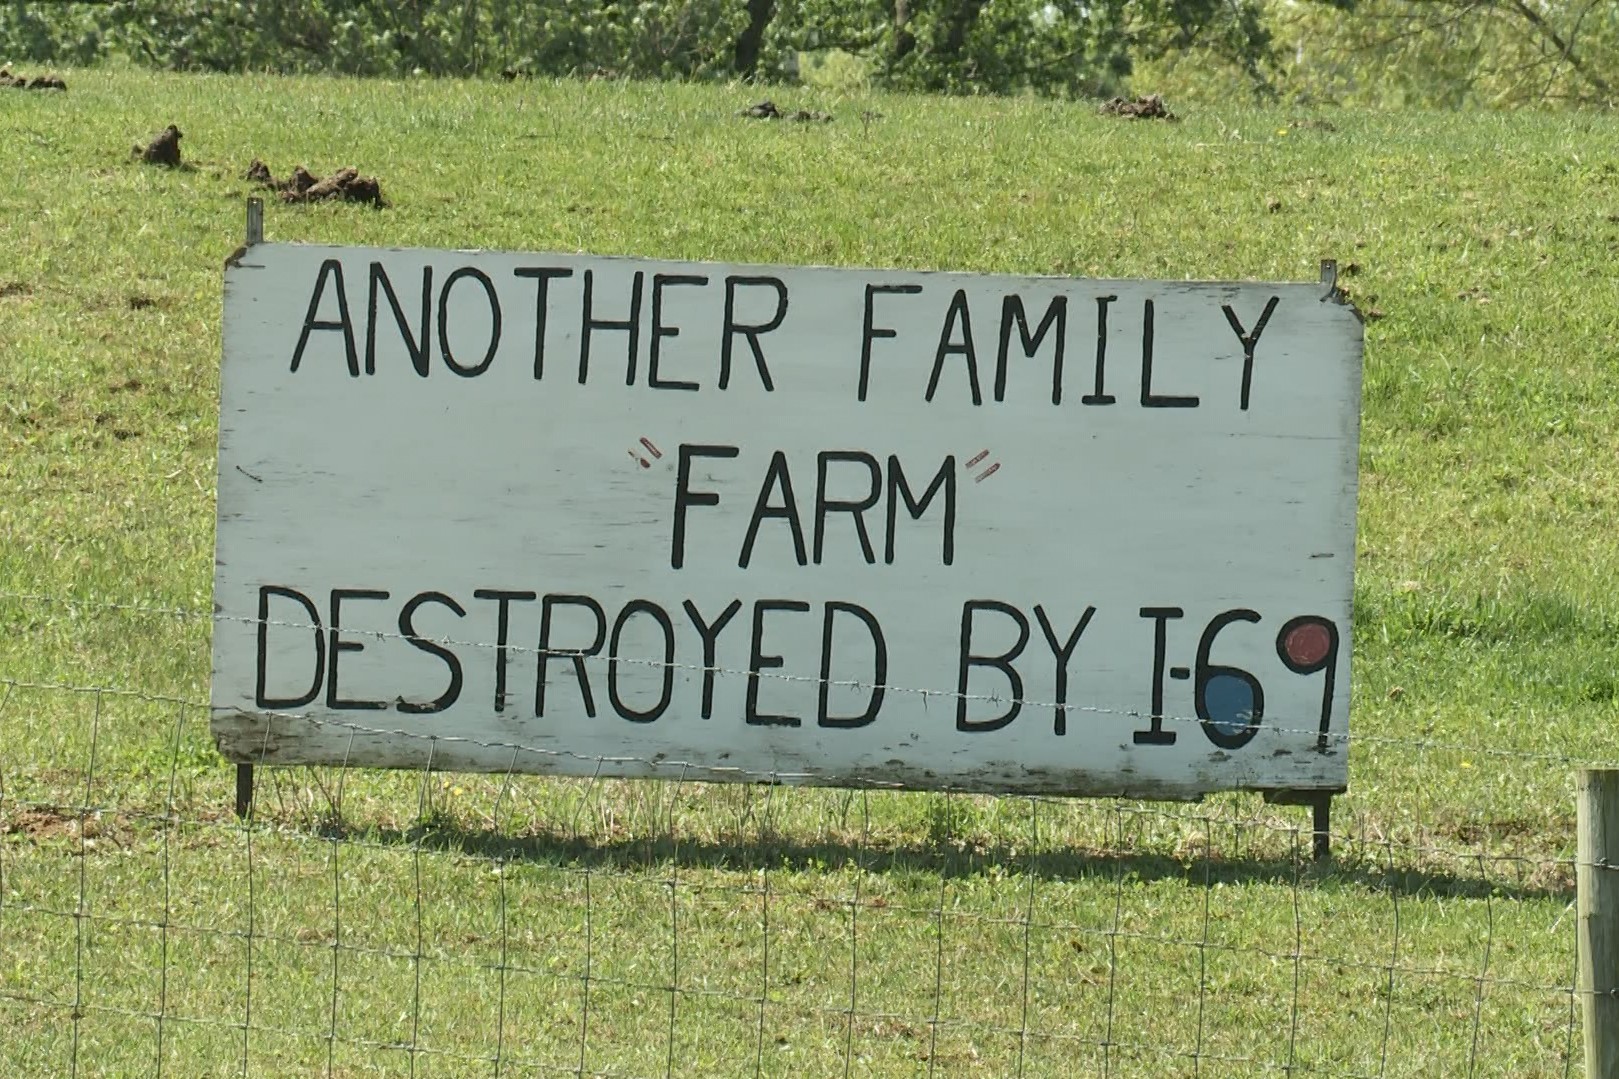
[
  {"left": 886, "top": 455, "right": 956, "bottom": 566},
  {"left": 1195, "top": 608, "right": 1264, "bottom": 750},
  {"left": 956, "top": 600, "right": 1029, "bottom": 732},
  {"left": 1221, "top": 296, "right": 1280, "bottom": 411},
  {"left": 739, "top": 451, "right": 808, "bottom": 569},
  {"left": 721, "top": 276, "right": 786, "bottom": 391},
  {"left": 814, "top": 451, "right": 881, "bottom": 565},
  {"left": 366, "top": 262, "right": 431, "bottom": 376},
  {"left": 290, "top": 258, "right": 358, "bottom": 375},
  {"left": 397, "top": 591, "right": 467, "bottom": 714},
  {"left": 327, "top": 589, "right": 390, "bottom": 711},
  {"left": 1275, "top": 615, "right": 1340, "bottom": 753},
  {"left": 649, "top": 274, "right": 707, "bottom": 391},
  {"left": 513, "top": 267, "right": 574, "bottom": 380},
  {"left": 1139, "top": 299, "right": 1198, "bottom": 408},
  {"left": 1134, "top": 606, "right": 1183, "bottom": 744},
  {"left": 818, "top": 601, "right": 886, "bottom": 728},
  {"left": 580, "top": 269, "right": 644, "bottom": 385},
  {"left": 683, "top": 599, "right": 742, "bottom": 718},
  {"left": 1034, "top": 604, "right": 1096, "bottom": 736},
  {"left": 1082, "top": 295, "right": 1117, "bottom": 405},
  {"left": 747, "top": 599, "right": 809, "bottom": 726},
  {"left": 858, "top": 283, "right": 923, "bottom": 402},
  {"left": 255, "top": 585, "right": 324, "bottom": 709},
  {"left": 537, "top": 594, "right": 606, "bottom": 717},
  {"left": 996, "top": 295, "right": 1066, "bottom": 404},
  {"left": 607, "top": 600, "right": 675, "bottom": 723},
  {"left": 926, "top": 289, "right": 983, "bottom": 405},
  {"left": 437, "top": 266, "right": 501, "bottom": 377},
  {"left": 473, "top": 589, "right": 537, "bottom": 713},
  {"left": 671, "top": 444, "right": 739, "bottom": 569}
]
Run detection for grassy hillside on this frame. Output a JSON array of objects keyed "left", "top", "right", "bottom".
[{"left": 2, "top": 70, "right": 1617, "bottom": 1076}]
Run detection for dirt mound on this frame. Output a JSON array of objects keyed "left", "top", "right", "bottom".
[
  {"left": 738, "top": 100, "right": 833, "bottom": 123},
  {"left": 0, "top": 67, "right": 66, "bottom": 90},
  {"left": 132, "top": 124, "right": 183, "bottom": 167},
  {"left": 1099, "top": 94, "right": 1176, "bottom": 121},
  {"left": 245, "top": 159, "right": 385, "bottom": 207}
]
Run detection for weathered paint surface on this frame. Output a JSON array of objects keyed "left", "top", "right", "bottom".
[{"left": 213, "top": 243, "right": 1363, "bottom": 798}]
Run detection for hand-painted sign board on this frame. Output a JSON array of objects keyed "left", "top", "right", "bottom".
[{"left": 212, "top": 242, "right": 1362, "bottom": 798}]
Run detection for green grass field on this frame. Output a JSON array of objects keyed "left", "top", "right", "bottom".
[{"left": 3, "top": 69, "right": 1618, "bottom": 1076}]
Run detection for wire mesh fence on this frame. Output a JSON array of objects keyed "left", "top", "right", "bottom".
[{"left": 0, "top": 592, "right": 1609, "bottom": 1077}]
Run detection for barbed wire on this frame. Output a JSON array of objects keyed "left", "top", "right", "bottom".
[
  {"left": 4, "top": 591, "right": 1615, "bottom": 775},
  {"left": 5, "top": 670, "right": 1617, "bottom": 791}
]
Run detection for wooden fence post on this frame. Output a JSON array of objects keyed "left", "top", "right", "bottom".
[{"left": 1579, "top": 768, "right": 1619, "bottom": 1079}]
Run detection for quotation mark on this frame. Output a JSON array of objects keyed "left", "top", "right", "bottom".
[
  {"left": 627, "top": 436, "right": 663, "bottom": 470},
  {"left": 964, "top": 449, "right": 1000, "bottom": 484}
]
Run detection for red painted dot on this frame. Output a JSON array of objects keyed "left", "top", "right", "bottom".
[{"left": 1284, "top": 622, "right": 1333, "bottom": 667}]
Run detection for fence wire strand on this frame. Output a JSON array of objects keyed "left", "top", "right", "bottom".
[
  {"left": 1376, "top": 835, "right": 1399, "bottom": 1079},
  {"left": 492, "top": 749, "right": 517, "bottom": 1079}
]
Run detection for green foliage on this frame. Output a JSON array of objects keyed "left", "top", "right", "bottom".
[
  {"left": 3, "top": 0, "right": 1283, "bottom": 97},
  {"left": 758, "top": 0, "right": 1278, "bottom": 98},
  {"left": 0, "top": 3, "right": 107, "bottom": 65},
  {"left": 2, "top": 0, "right": 751, "bottom": 78},
  {"left": 4, "top": 0, "right": 1617, "bottom": 105},
  {"left": 1270, "top": 0, "right": 1619, "bottom": 108}
]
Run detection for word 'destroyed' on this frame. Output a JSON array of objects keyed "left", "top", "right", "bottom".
[{"left": 214, "top": 244, "right": 1362, "bottom": 798}]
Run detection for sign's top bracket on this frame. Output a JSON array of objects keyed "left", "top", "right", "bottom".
[
  {"left": 246, "top": 197, "right": 264, "bottom": 247},
  {"left": 1319, "top": 258, "right": 1365, "bottom": 323},
  {"left": 224, "top": 198, "right": 265, "bottom": 270}
]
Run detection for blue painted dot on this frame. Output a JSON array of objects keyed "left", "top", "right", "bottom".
[{"left": 1204, "top": 674, "right": 1257, "bottom": 736}]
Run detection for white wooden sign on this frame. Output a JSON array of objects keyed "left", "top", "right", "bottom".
[{"left": 212, "top": 243, "right": 1363, "bottom": 798}]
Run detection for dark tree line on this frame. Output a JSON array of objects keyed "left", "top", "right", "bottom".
[{"left": 3, "top": 0, "right": 1616, "bottom": 107}]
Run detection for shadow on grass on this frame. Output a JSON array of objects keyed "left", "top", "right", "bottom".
[
  {"left": 2, "top": 788, "right": 1570, "bottom": 903},
  {"left": 325, "top": 817, "right": 1574, "bottom": 904}
]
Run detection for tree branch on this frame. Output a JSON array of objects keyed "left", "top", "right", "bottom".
[{"left": 1503, "top": 0, "right": 1612, "bottom": 98}]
